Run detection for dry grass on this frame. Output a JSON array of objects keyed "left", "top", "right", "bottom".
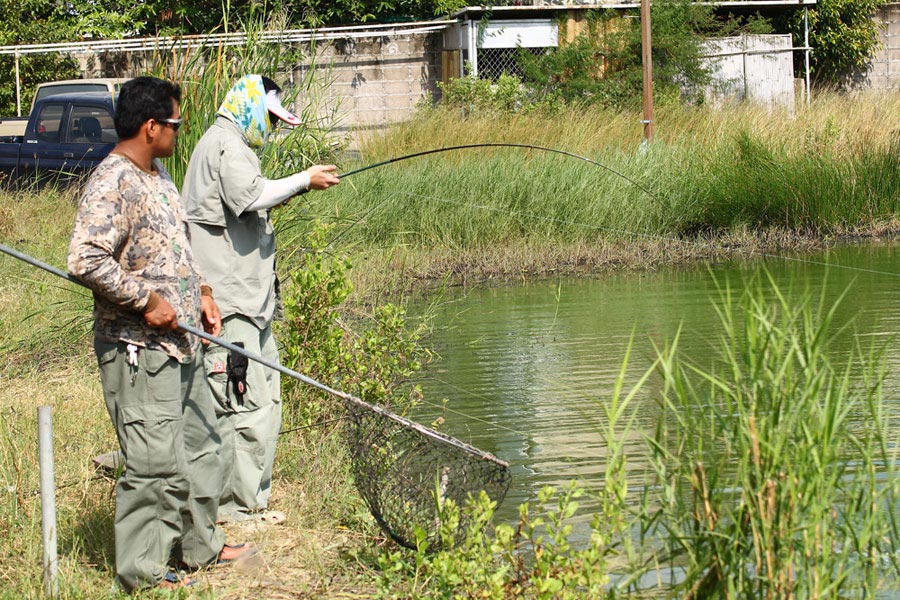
[
  {"left": 360, "top": 90, "right": 900, "bottom": 161},
  {"left": 0, "top": 350, "right": 381, "bottom": 598}
]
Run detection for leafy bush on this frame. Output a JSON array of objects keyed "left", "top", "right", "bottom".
[
  {"left": 376, "top": 483, "right": 619, "bottom": 599},
  {"left": 438, "top": 68, "right": 563, "bottom": 115},
  {"left": 517, "top": 1, "right": 715, "bottom": 109},
  {"left": 278, "top": 222, "right": 428, "bottom": 428},
  {"left": 780, "top": 0, "right": 884, "bottom": 87}
]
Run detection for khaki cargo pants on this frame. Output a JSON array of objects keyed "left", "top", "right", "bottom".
[
  {"left": 95, "top": 339, "right": 226, "bottom": 592},
  {"left": 203, "top": 314, "right": 281, "bottom": 519}
]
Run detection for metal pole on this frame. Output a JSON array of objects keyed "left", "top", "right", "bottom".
[
  {"left": 640, "top": 0, "right": 653, "bottom": 143},
  {"left": 38, "top": 406, "right": 58, "bottom": 598},
  {"left": 742, "top": 37, "right": 749, "bottom": 101},
  {"left": 804, "top": 7, "right": 811, "bottom": 106},
  {"left": 469, "top": 19, "right": 478, "bottom": 77},
  {"left": 15, "top": 49, "right": 21, "bottom": 117}
]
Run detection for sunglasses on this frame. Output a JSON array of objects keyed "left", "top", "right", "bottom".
[{"left": 157, "top": 117, "right": 183, "bottom": 133}]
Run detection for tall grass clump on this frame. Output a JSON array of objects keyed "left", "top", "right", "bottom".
[
  {"left": 149, "top": 10, "right": 346, "bottom": 190},
  {"left": 0, "top": 187, "right": 93, "bottom": 371},
  {"left": 646, "top": 272, "right": 900, "bottom": 597}
]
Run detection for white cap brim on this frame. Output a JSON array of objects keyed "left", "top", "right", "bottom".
[{"left": 265, "top": 90, "right": 301, "bottom": 126}]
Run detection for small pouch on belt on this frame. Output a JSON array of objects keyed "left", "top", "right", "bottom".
[{"left": 226, "top": 342, "right": 249, "bottom": 405}]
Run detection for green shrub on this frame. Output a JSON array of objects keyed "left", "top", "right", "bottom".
[
  {"left": 278, "top": 222, "right": 428, "bottom": 429},
  {"left": 438, "top": 67, "right": 563, "bottom": 115},
  {"left": 517, "top": 1, "right": 715, "bottom": 109},
  {"left": 376, "top": 483, "right": 619, "bottom": 599}
]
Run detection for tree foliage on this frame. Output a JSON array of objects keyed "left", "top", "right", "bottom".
[
  {"left": 780, "top": 0, "right": 885, "bottom": 86},
  {"left": 0, "top": 1, "right": 79, "bottom": 115},
  {"left": 517, "top": 0, "right": 716, "bottom": 109},
  {"left": 0, "top": 0, "right": 890, "bottom": 115}
]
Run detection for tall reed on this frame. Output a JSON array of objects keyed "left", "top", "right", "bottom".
[
  {"left": 644, "top": 271, "right": 900, "bottom": 597},
  {"left": 149, "top": 10, "right": 345, "bottom": 190}
]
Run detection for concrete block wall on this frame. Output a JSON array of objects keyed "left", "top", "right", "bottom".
[
  {"left": 860, "top": 3, "right": 900, "bottom": 89},
  {"left": 293, "top": 33, "right": 443, "bottom": 139}
]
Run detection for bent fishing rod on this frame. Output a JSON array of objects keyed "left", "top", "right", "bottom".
[
  {"left": 335, "top": 142, "right": 661, "bottom": 202},
  {"left": 306, "top": 142, "right": 663, "bottom": 255},
  {"left": 0, "top": 242, "right": 503, "bottom": 461}
]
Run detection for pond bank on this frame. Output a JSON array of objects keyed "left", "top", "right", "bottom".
[{"left": 344, "top": 220, "right": 900, "bottom": 303}]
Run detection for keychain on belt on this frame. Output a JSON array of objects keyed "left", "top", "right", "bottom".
[{"left": 126, "top": 343, "right": 139, "bottom": 386}]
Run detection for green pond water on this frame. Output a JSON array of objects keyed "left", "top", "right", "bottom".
[{"left": 407, "top": 241, "right": 900, "bottom": 527}]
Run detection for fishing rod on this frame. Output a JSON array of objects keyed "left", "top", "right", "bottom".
[
  {"left": 298, "top": 142, "right": 664, "bottom": 256},
  {"left": 0, "top": 242, "right": 506, "bottom": 462},
  {"left": 336, "top": 142, "right": 661, "bottom": 202}
]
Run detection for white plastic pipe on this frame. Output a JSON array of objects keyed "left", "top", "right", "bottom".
[{"left": 38, "top": 406, "right": 58, "bottom": 597}]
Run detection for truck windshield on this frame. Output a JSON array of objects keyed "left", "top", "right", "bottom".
[{"left": 35, "top": 83, "right": 112, "bottom": 103}]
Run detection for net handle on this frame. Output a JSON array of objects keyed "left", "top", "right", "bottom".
[{"left": 0, "top": 243, "right": 509, "bottom": 467}]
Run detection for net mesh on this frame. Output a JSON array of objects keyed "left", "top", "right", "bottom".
[{"left": 346, "top": 400, "right": 512, "bottom": 549}]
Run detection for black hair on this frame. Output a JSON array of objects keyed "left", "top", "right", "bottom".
[
  {"left": 114, "top": 76, "right": 181, "bottom": 140},
  {"left": 261, "top": 76, "right": 282, "bottom": 127},
  {"left": 261, "top": 76, "right": 281, "bottom": 95}
]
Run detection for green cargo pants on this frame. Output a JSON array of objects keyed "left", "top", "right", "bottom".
[
  {"left": 95, "top": 340, "right": 225, "bottom": 592},
  {"left": 202, "top": 314, "right": 281, "bottom": 520}
]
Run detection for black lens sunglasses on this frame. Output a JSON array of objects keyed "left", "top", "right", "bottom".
[{"left": 158, "top": 117, "right": 183, "bottom": 133}]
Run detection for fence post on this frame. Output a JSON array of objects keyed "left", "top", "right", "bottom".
[{"left": 38, "top": 406, "right": 58, "bottom": 597}]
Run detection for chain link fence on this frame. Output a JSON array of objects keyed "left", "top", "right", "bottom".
[{"left": 476, "top": 47, "right": 547, "bottom": 80}]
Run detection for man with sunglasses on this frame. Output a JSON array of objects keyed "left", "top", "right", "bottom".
[
  {"left": 182, "top": 75, "right": 339, "bottom": 526},
  {"left": 68, "top": 76, "right": 253, "bottom": 592}
]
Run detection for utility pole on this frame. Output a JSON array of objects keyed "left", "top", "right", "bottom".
[{"left": 640, "top": 0, "right": 653, "bottom": 143}]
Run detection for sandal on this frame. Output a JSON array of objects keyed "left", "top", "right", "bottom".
[
  {"left": 216, "top": 543, "right": 259, "bottom": 566},
  {"left": 253, "top": 510, "right": 286, "bottom": 525},
  {"left": 157, "top": 571, "right": 194, "bottom": 589}
]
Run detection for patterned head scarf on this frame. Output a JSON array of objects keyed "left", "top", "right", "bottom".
[{"left": 217, "top": 74, "right": 270, "bottom": 148}]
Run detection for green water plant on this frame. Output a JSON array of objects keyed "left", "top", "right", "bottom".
[
  {"left": 372, "top": 270, "right": 900, "bottom": 598},
  {"left": 646, "top": 271, "right": 900, "bottom": 597}
]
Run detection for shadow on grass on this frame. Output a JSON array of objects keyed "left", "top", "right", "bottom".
[{"left": 59, "top": 479, "right": 116, "bottom": 576}]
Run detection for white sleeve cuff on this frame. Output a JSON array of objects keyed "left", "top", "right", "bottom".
[{"left": 245, "top": 171, "right": 311, "bottom": 211}]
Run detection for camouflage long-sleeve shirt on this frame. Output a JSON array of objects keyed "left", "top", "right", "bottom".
[{"left": 68, "top": 154, "right": 205, "bottom": 362}]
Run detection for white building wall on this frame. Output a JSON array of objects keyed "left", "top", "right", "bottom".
[{"left": 700, "top": 34, "right": 796, "bottom": 109}]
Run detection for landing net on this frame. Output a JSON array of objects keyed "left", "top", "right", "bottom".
[
  {"left": 0, "top": 243, "right": 513, "bottom": 552},
  {"left": 346, "top": 400, "right": 512, "bottom": 549}
]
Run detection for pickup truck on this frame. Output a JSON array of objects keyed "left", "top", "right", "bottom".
[
  {"left": 0, "top": 92, "right": 117, "bottom": 189},
  {"left": 0, "top": 78, "right": 127, "bottom": 138}
]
